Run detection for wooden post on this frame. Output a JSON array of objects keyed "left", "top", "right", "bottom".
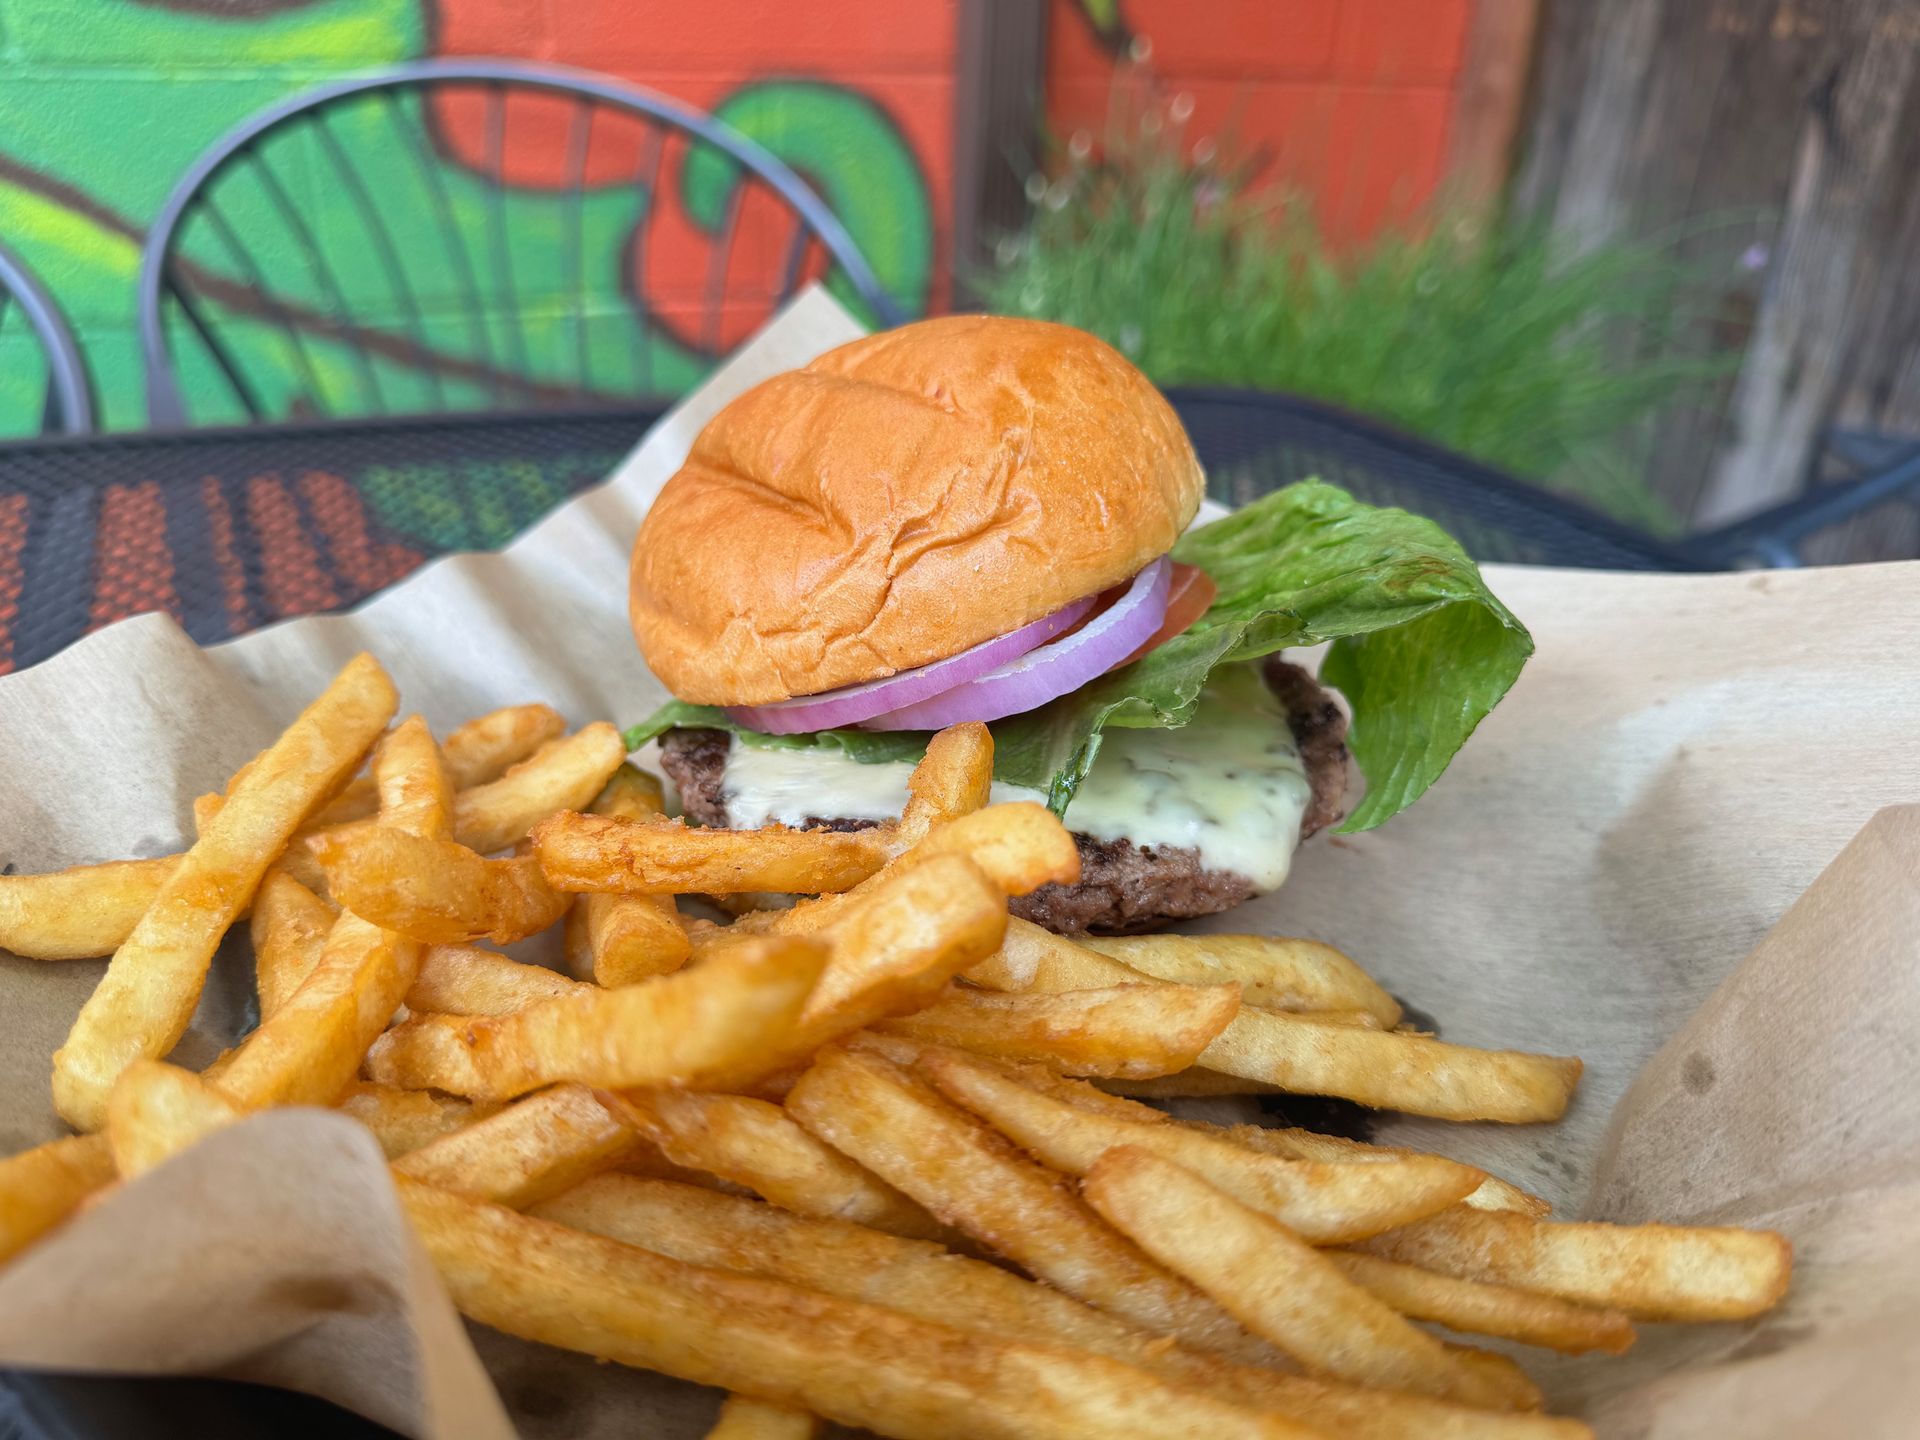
[{"left": 950, "top": 0, "right": 1049, "bottom": 310}]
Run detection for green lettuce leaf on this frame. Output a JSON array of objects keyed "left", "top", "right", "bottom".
[{"left": 624, "top": 481, "right": 1532, "bottom": 833}]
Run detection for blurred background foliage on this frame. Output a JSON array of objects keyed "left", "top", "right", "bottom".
[{"left": 982, "top": 76, "right": 1729, "bottom": 534}]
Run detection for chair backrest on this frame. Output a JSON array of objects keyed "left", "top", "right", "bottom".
[
  {"left": 137, "top": 59, "right": 904, "bottom": 429},
  {"left": 0, "top": 241, "right": 93, "bottom": 436},
  {"left": 1165, "top": 386, "right": 1700, "bottom": 571}
]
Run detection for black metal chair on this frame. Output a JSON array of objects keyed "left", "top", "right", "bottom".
[
  {"left": 1167, "top": 387, "right": 1920, "bottom": 569},
  {"left": 136, "top": 59, "right": 904, "bottom": 429},
  {"left": 0, "top": 241, "right": 93, "bottom": 436}
]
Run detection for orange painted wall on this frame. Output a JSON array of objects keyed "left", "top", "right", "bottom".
[{"left": 1046, "top": 0, "right": 1475, "bottom": 242}]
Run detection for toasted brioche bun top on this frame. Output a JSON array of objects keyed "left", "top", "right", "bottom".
[{"left": 629, "top": 315, "right": 1205, "bottom": 705}]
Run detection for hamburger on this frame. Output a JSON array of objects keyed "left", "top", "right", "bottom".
[{"left": 625, "top": 316, "right": 1531, "bottom": 933}]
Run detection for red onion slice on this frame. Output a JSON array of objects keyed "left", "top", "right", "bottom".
[
  {"left": 723, "top": 592, "right": 1097, "bottom": 735},
  {"left": 860, "top": 557, "right": 1172, "bottom": 731}
]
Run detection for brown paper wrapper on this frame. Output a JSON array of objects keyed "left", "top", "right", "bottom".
[{"left": 2, "top": 289, "right": 1917, "bottom": 1437}]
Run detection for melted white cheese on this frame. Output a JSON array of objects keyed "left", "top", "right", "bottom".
[{"left": 719, "top": 664, "right": 1313, "bottom": 891}]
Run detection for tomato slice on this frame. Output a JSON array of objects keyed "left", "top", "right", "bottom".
[{"left": 1109, "top": 562, "right": 1217, "bottom": 672}]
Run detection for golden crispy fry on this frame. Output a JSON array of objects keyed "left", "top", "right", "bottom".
[
  {"left": 373, "top": 716, "right": 455, "bottom": 841},
  {"left": 106, "top": 1060, "right": 243, "bottom": 1179},
  {"left": 968, "top": 926, "right": 1579, "bottom": 1122},
  {"left": 706, "top": 1396, "right": 819, "bottom": 1440},
  {"left": 1202, "top": 1011, "right": 1582, "bottom": 1124},
  {"left": 53, "top": 653, "right": 397, "bottom": 1131},
  {"left": 1084, "top": 1147, "right": 1517, "bottom": 1410},
  {"left": 1204, "top": 1122, "right": 1551, "bottom": 1219},
  {"left": 531, "top": 811, "right": 889, "bottom": 896},
  {"left": 964, "top": 914, "right": 1130, "bottom": 991},
  {"left": 848, "top": 1039, "right": 1178, "bottom": 1125},
  {"left": 406, "top": 945, "right": 588, "bottom": 1016},
  {"left": 216, "top": 722, "right": 451, "bottom": 1110},
  {"left": 451, "top": 723, "right": 628, "bottom": 855},
  {"left": 540, "top": 1175, "right": 1591, "bottom": 1440},
  {"left": 394, "top": 1083, "right": 641, "bottom": 1208},
  {"left": 0, "top": 856, "right": 177, "bottom": 961},
  {"left": 888, "top": 802, "right": 1079, "bottom": 896},
  {"left": 439, "top": 704, "right": 572, "bottom": 789},
  {"left": 895, "top": 722, "right": 994, "bottom": 849},
  {"left": 571, "top": 765, "right": 690, "bottom": 985},
  {"left": 1084, "top": 933, "right": 1402, "bottom": 1026},
  {"left": 313, "top": 723, "right": 627, "bottom": 863},
  {"left": 736, "top": 804, "right": 1081, "bottom": 948},
  {"left": 785, "top": 1046, "right": 1274, "bottom": 1366},
  {"left": 794, "top": 857, "right": 1005, "bottom": 1036},
  {"left": 875, "top": 981, "right": 1240, "bottom": 1079},
  {"left": 1357, "top": 1205, "right": 1793, "bottom": 1322},
  {"left": 249, "top": 868, "right": 337, "bottom": 1020},
  {"left": 1327, "top": 1251, "right": 1635, "bottom": 1355},
  {"left": 0, "top": 1133, "right": 115, "bottom": 1264},
  {"left": 313, "top": 829, "right": 569, "bottom": 946},
  {"left": 317, "top": 702, "right": 571, "bottom": 828},
  {"left": 366, "top": 935, "right": 827, "bottom": 1100},
  {"left": 335, "top": 1082, "right": 497, "bottom": 1159},
  {"left": 611, "top": 1089, "right": 943, "bottom": 1240},
  {"left": 405, "top": 1178, "right": 1315, "bottom": 1440},
  {"left": 925, "top": 1050, "right": 1478, "bottom": 1243}
]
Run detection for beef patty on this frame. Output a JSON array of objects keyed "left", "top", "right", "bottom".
[{"left": 657, "top": 657, "right": 1351, "bottom": 935}]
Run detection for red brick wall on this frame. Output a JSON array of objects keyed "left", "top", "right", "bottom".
[{"left": 1046, "top": 0, "right": 1475, "bottom": 242}]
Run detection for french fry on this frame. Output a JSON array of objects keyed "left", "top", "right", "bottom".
[
  {"left": 52, "top": 652, "right": 397, "bottom": 1131},
  {"left": 0, "top": 1133, "right": 115, "bottom": 1264},
  {"left": 611, "top": 1089, "right": 944, "bottom": 1241},
  {"left": 438, "top": 704, "right": 572, "bottom": 790},
  {"left": 393, "top": 1083, "right": 642, "bottom": 1208},
  {"left": 924, "top": 1049, "right": 1479, "bottom": 1243},
  {"left": 373, "top": 714, "right": 456, "bottom": 840},
  {"left": 1327, "top": 1251, "right": 1636, "bottom": 1355},
  {"left": 1357, "top": 1205, "right": 1793, "bottom": 1322},
  {"left": 1083, "top": 933, "right": 1402, "bottom": 1027},
  {"left": 0, "top": 856, "right": 177, "bottom": 961},
  {"left": 849, "top": 1033, "right": 1178, "bottom": 1123},
  {"left": 451, "top": 722, "right": 628, "bottom": 855},
  {"left": 887, "top": 801, "right": 1080, "bottom": 896},
  {"left": 571, "top": 765, "right": 690, "bottom": 985},
  {"left": 703, "top": 859, "right": 1005, "bottom": 1083},
  {"left": 365, "top": 935, "right": 828, "bottom": 1100},
  {"left": 1206, "top": 1122, "right": 1551, "bottom": 1219},
  {"left": 1201, "top": 1011, "right": 1582, "bottom": 1124},
  {"left": 732, "top": 803, "right": 1082, "bottom": 947},
  {"left": 311, "top": 722, "right": 628, "bottom": 862},
  {"left": 215, "top": 717, "right": 448, "bottom": 1110},
  {"left": 895, "top": 722, "right": 993, "bottom": 849},
  {"left": 785, "top": 1046, "right": 1276, "bottom": 1366},
  {"left": 406, "top": 1178, "right": 1320, "bottom": 1440},
  {"left": 406, "top": 945, "right": 588, "bottom": 1016},
  {"left": 1084, "top": 1146, "right": 1517, "bottom": 1410},
  {"left": 106, "top": 1060, "right": 243, "bottom": 1179},
  {"left": 531, "top": 811, "right": 890, "bottom": 896},
  {"left": 967, "top": 922, "right": 1580, "bottom": 1123},
  {"left": 310, "top": 702, "right": 569, "bottom": 828},
  {"left": 875, "top": 981, "right": 1240, "bottom": 1079},
  {"left": 540, "top": 1176, "right": 1591, "bottom": 1440},
  {"left": 706, "top": 1396, "right": 820, "bottom": 1440},
  {"left": 249, "top": 868, "right": 337, "bottom": 1020},
  {"left": 312, "top": 829, "right": 570, "bottom": 946},
  {"left": 335, "top": 1082, "right": 497, "bottom": 1158},
  {"left": 796, "top": 857, "right": 1005, "bottom": 1028}
]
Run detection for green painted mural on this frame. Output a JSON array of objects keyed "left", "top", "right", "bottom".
[{"left": 0, "top": 0, "right": 939, "bottom": 435}]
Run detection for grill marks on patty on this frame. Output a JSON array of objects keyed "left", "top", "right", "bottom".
[{"left": 655, "top": 659, "right": 1352, "bottom": 935}]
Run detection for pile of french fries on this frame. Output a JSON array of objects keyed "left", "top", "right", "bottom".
[{"left": 0, "top": 653, "right": 1792, "bottom": 1440}]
